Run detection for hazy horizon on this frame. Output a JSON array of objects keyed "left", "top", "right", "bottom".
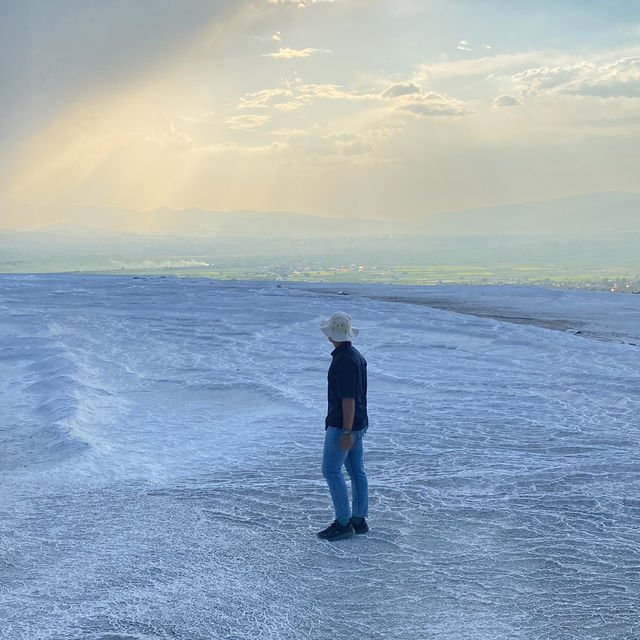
[{"left": 3, "top": 190, "right": 639, "bottom": 237}]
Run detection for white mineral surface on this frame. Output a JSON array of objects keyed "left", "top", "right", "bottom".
[{"left": 1, "top": 275, "right": 639, "bottom": 639}]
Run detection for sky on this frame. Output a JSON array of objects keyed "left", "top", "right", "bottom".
[{"left": 1, "top": 0, "right": 640, "bottom": 230}]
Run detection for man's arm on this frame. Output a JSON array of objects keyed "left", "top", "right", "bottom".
[
  {"left": 341, "top": 397, "right": 356, "bottom": 450},
  {"left": 342, "top": 397, "right": 355, "bottom": 430}
]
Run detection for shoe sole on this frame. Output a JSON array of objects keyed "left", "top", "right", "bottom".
[
  {"left": 317, "top": 530, "right": 355, "bottom": 541},
  {"left": 327, "top": 531, "right": 355, "bottom": 541}
]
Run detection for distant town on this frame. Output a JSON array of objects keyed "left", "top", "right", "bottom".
[
  {"left": 2, "top": 218, "right": 639, "bottom": 294},
  {"left": 96, "top": 262, "right": 640, "bottom": 293}
]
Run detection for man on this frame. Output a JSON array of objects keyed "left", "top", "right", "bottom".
[{"left": 317, "top": 311, "right": 369, "bottom": 541}]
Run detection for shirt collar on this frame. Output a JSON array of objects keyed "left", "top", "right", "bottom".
[{"left": 331, "top": 341, "right": 352, "bottom": 356}]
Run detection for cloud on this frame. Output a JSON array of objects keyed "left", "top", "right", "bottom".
[
  {"left": 381, "top": 82, "right": 421, "bottom": 98},
  {"left": 298, "top": 83, "right": 363, "bottom": 100},
  {"left": 235, "top": 81, "right": 376, "bottom": 116},
  {"left": 419, "top": 51, "right": 576, "bottom": 81},
  {"left": 398, "top": 92, "right": 475, "bottom": 117},
  {"left": 338, "top": 139, "right": 373, "bottom": 156},
  {"left": 327, "top": 132, "right": 373, "bottom": 156},
  {"left": 226, "top": 114, "right": 270, "bottom": 130},
  {"left": 512, "top": 63, "right": 593, "bottom": 95},
  {"left": 303, "top": 130, "right": 374, "bottom": 157},
  {"left": 265, "top": 125, "right": 393, "bottom": 159},
  {"left": 273, "top": 32, "right": 282, "bottom": 41},
  {"left": 274, "top": 101, "right": 308, "bottom": 111},
  {"left": 565, "top": 56, "right": 640, "bottom": 98},
  {"left": 381, "top": 82, "right": 474, "bottom": 117},
  {"left": 265, "top": 47, "right": 321, "bottom": 58},
  {"left": 513, "top": 56, "right": 640, "bottom": 99},
  {"left": 238, "top": 89, "right": 293, "bottom": 109},
  {"left": 493, "top": 94, "right": 521, "bottom": 107},
  {"left": 457, "top": 40, "right": 472, "bottom": 52}
]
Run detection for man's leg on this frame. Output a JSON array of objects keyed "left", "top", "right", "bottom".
[
  {"left": 321, "top": 427, "right": 351, "bottom": 523},
  {"left": 345, "top": 431, "right": 368, "bottom": 519}
]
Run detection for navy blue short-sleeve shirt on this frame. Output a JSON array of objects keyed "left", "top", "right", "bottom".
[{"left": 325, "top": 342, "right": 368, "bottom": 430}]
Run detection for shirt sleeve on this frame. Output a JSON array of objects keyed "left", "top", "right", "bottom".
[{"left": 334, "top": 358, "right": 358, "bottom": 398}]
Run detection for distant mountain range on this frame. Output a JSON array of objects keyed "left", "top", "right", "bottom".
[
  {"left": 6, "top": 191, "right": 640, "bottom": 238},
  {"left": 14, "top": 205, "right": 396, "bottom": 237},
  {"left": 417, "top": 191, "right": 640, "bottom": 236}
]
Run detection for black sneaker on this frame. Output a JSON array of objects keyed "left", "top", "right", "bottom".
[
  {"left": 317, "top": 520, "right": 355, "bottom": 541},
  {"left": 350, "top": 517, "right": 369, "bottom": 535}
]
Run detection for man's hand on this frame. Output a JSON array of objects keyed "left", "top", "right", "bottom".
[{"left": 341, "top": 432, "right": 355, "bottom": 451}]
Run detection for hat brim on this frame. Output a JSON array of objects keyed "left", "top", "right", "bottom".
[{"left": 320, "top": 321, "right": 359, "bottom": 341}]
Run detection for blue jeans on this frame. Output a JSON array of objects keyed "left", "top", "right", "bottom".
[{"left": 322, "top": 427, "right": 369, "bottom": 522}]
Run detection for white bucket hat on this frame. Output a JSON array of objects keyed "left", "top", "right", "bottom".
[{"left": 320, "top": 312, "right": 359, "bottom": 342}]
